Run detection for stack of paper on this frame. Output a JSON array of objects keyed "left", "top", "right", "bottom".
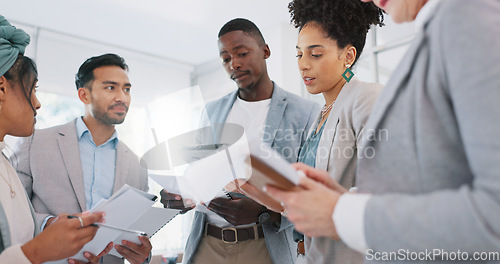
[
  {"left": 71, "top": 185, "right": 179, "bottom": 261},
  {"left": 150, "top": 143, "right": 302, "bottom": 206}
]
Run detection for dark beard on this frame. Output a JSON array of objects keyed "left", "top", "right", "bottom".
[{"left": 92, "top": 103, "right": 128, "bottom": 125}]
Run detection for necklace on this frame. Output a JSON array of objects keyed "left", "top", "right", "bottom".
[
  {"left": 0, "top": 160, "right": 16, "bottom": 198},
  {"left": 321, "top": 100, "right": 336, "bottom": 120}
]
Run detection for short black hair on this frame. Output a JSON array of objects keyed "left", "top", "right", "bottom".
[
  {"left": 218, "top": 18, "right": 266, "bottom": 46},
  {"left": 4, "top": 55, "right": 38, "bottom": 113},
  {"left": 289, "top": 0, "right": 384, "bottom": 66},
  {"left": 75, "top": 53, "right": 128, "bottom": 90}
]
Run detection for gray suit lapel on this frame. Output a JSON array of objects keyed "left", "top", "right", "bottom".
[
  {"left": 57, "top": 120, "right": 86, "bottom": 211},
  {"left": 208, "top": 92, "right": 238, "bottom": 144},
  {"left": 208, "top": 92, "right": 237, "bottom": 125},
  {"left": 113, "top": 142, "right": 129, "bottom": 192},
  {"left": 315, "top": 79, "right": 357, "bottom": 170},
  {"left": 263, "top": 84, "right": 287, "bottom": 146},
  {"left": 315, "top": 116, "right": 339, "bottom": 171}
]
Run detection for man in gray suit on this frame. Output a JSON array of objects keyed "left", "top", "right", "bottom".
[
  {"left": 12, "top": 53, "right": 151, "bottom": 264},
  {"left": 161, "top": 18, "right": 319, "bottom": 264}
]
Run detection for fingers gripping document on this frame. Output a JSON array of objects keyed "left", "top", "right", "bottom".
[
  {"left": 234, "top": 144, "right": 304, "bottom": 211},
  {"left": 150, "top": 130, "right": 252, "bottom": 205},
  {"left": 150, "top": 143, "right": 303, "bottom": 213},
  {"left": 244, "top": 146, "right": 303, "bottom": 191},
  {"left": 107, "top": 207, "right": 178, "bottom": 257},
  {"left": 71, "top": 185, "right": 179, "bottom": 261}
]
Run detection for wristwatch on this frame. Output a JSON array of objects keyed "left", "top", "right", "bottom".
[{"left": 258, "top": 208, "right": 271, "bottom": 224}]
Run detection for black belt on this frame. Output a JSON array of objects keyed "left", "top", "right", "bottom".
[{"left": 205, "top": 223, "right": 265, "bottom": 244}]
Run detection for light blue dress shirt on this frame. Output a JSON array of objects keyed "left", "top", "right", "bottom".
[
  {"left": 76, "top": 117, "right": 118, "bottom": 210},
  {"left": 293, "top": 120, "right": 326, "bottom": 242}
]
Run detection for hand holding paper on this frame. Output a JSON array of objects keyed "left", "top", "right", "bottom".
[
  {"left": 230, "top": 145, "right": 303, "bottom": 212},
  {"left": 265, "top": 163, "right": 343, "bottom": 240},
  {"left": 71, "top": 185, "right": 177, "bottom": 262},
  {"left": 206, "top": 196, "right": 263, "bottom": 226},
  {"left": 68, "top": 242, "right": 113, "bottom": 264},
  {"left": 114, "top": 236, "right": 152, "bottom": 264},
  {"left": 160, "top": 189, "right": 195, "bottom": 214},
  {"left": 108, "top": 207, "right": 179, "bottom": 259},
  {"left": 292, "top": 163, "right": 348, "bottom": 194},
  {"left": 21, "top": 212, "right": 104, "bottom": 264},
  {"left": 230, "top": 179, "right": 284, "bottom": 213}
]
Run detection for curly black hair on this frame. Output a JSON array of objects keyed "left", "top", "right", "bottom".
[{"left": 289, "top": 0, "right": 384, "bottom": 66}]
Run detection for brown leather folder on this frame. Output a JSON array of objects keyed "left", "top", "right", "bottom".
[
  {"left": 227, "top": 154, "right": 302, "bottom": 213},
  {"left": 246, "top": 154, "right": 302, "bottom": 192}
]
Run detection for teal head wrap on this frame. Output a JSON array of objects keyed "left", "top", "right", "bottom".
[{"left": 0, "top": 15, "right": 30, "bottom": 77}]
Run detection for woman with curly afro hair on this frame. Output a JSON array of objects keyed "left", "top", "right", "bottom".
[{"left": 280, "top": 0, "right": 383, "bottom": 263}]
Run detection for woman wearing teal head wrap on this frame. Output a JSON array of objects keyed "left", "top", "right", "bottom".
[
  {"left": 0, "top": 15, "right": 110, "bottom": 264},
  {"left": 0, "top": 15, "right": 30, "bottom": 77}
]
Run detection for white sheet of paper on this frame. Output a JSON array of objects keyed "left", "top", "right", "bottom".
[
  {"left": 182, "top": 132, "right": 250, "bottom": 204},
  {"left": 149, "top": 174, "right": 196, "bottom": 204},
  {"left": 109, "top": 207, "right": 179, "bottom": 257},
  {"left": 149, "top": 174, "right": 181, "bottom": 194},
  {"left": 150, "top": 129, "right": 254, "bottom": 205},
  {"left": 182, "top": 149, "right": 233, "bottom": 203}
]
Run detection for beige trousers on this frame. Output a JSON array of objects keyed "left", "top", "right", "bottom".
[{"left": 191, "top": 235, "right": 273, "bottom": 264}]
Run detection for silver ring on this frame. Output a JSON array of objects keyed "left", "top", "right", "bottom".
[
  {"left": 77, "top": 216, "right": 84, "bottom": 228},
  {"left": 166, "top": 200, "right": 170, "bottom": 209}
]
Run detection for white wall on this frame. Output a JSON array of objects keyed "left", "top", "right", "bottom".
[{"left": 12, "top": 22, "right": 194, "bottom": 108}]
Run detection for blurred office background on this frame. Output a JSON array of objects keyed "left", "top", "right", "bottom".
[{"left": 3, "top": 0, "right": 416, "bottom": 262}]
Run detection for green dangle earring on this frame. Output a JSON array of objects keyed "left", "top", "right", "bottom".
[{"left": 342, "top": 64, "right": 354, "bottom": 82}]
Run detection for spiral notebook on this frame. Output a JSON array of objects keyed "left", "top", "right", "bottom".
[
  {"left": 71, "top": 185, "right": 179, "bottom": 261},
  {"left": 109, "top": 207, "right": 179, "bottom": 257}
]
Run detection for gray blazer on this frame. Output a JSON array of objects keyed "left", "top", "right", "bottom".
[
  {"left": 356, "top": 0, "right": 500, "bottom": 263},
  {"left": 183, "top": 83, "right": 320, "bottom": 264},
  {"left": 12, "top": 118, "right": 148, "bottom": 264},
  {"left": 305, "top": 78, "right": 381, "bottom": 264}
]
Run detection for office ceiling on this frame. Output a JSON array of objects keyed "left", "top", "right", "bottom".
[{"left": 4, "top": 0, "right": 294, "bottom": 66}]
